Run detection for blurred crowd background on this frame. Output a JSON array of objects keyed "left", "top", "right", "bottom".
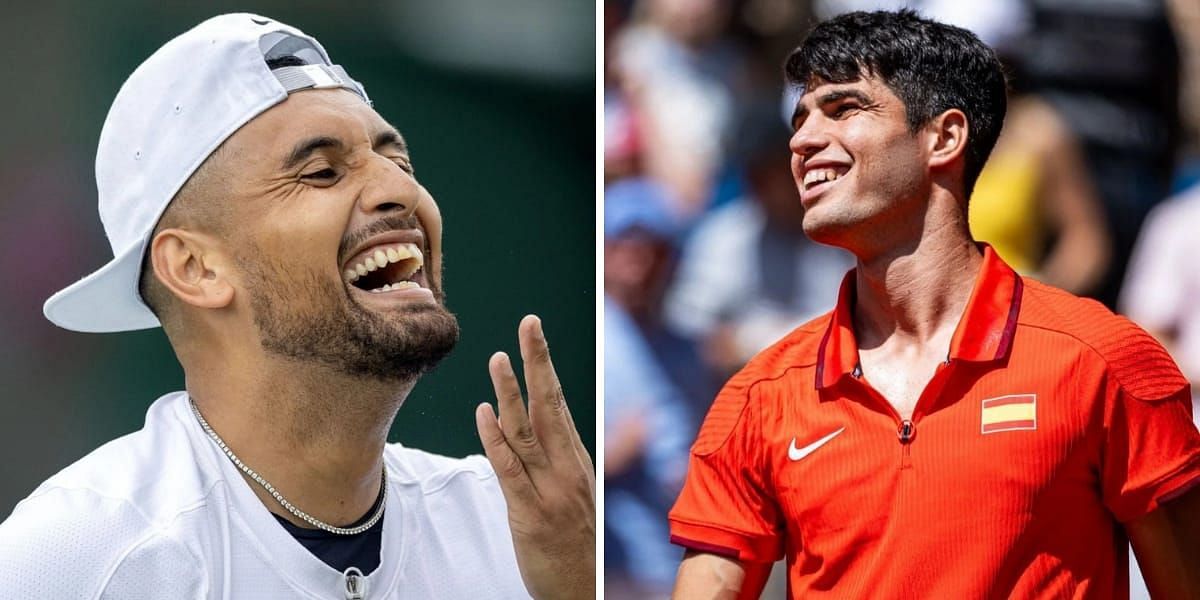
[
  {"left": 603, "top": 0, "right": 1200, "bottom": 597},
  {"left": 0, "top": 1, "right": 594, "bottom": 520}
]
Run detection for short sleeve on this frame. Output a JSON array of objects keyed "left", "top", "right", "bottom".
[
  {"left": 668, "top": 371, "right": 783, "bottom": 562},
  {"left": 1101, "top": 382, "right": 1200, "bottom": 523}
]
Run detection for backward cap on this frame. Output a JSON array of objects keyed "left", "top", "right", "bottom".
[{"left": 44, "top": 13, "right": 368, "bottom": 333}]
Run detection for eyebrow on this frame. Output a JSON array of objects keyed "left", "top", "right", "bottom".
[
  {"left": 374, "top": 129, "right": 408, "bottom": 155},
  {"left": 281, "top": 129, "right": 409, "bottom": 171},
  {"left": 282, "top": 136, "right": 343, "bottom": 171},
  {"left": 791, "top": 89, "right": 875, "bottom": 129}
]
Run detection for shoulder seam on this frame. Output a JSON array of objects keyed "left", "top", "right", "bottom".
[
  {"left": 1015, "top": 322, "right": 1181, "bottom": 399},
  {"left": 94, "top": 529, "right": 162, "bottom": 600},
  {"left": 406, "top": 466, "right": 497, "bottom": 497},
  {"left": 21, "top": 485, "right": 160, "bottom": 535},
  {"left": 741, "top": 332, "right": 820, "bottom": 384},
  {"left": 90, "top": 484, "right": 213, "bottom": 598},
  {"left": 1019, "top": 282, "right": 1188, "bottom": 399},
  {"left": 387, "top": 453, "right": 497, "bottom": 495},
  {"left": 745, "top": 362, "right": 816, "bottom": 393},
  {"left": 43, "top": 489, "right": 157, "bottom": 600},
  {"left": 1017, "top": 322, "right": 1109, "bottom": 365},
  {"left": 695, "top": 362, "right": 815, "bottom": 458},
  {"left": 96, "top": 524, "right": 207, "bottom": 600}
]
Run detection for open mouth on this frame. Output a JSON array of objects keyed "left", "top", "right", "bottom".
[{"left": 342, "top": 243, "right": 425, "bottom": 293}]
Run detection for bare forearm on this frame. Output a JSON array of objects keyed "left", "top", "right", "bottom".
[
  {"left": 672, "top": 551, "right": 771, "bottom": 600},
  {"left": 1128, "top": 484, "right": 1200, "bottom": 598}
]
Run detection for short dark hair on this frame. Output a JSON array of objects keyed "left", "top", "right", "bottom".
[
  {"left": 136, "top": 144, "right": 232, "bottom": 322},
  {"left": 785, "top": 9, "right": 1007, "bottom": 196},
  {"left": 265, "top": 54, "right": 306, "bottom": 70}
]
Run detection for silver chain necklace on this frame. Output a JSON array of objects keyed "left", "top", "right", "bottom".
[{"left": 189, "top": 398, "right": 386, "bottom": 535}]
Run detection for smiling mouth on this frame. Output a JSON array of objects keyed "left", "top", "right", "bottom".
[
  {"left": 803, "top": 167, "right": 846, "bottom": 190},
  {"left": 343, "top": 243, "right": 425, "bottom": 293}
]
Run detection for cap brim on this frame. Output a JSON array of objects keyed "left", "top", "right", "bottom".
[{"left": 43, "top": 240, "right": 160, "bottom": 333}]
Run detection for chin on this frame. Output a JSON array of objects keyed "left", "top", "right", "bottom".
[
  {"left": 249, "top": 281, "right": 461, "bottom": 383},
  {"left": 801, "top": 211, "right": 856, "bottom": 250},
  {"left": 352, "top": 303, "right": 461, "bottom": 381}
]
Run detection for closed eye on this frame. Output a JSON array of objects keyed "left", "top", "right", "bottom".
[
  {"left": 391, "top": 157, "right": 414, "bottom": 176},
  {"left": 302, "top": 168, "right": 338, "bottom": 180},
  {"left": 832, "top": 102, "right": 859, "bottom": 118}
]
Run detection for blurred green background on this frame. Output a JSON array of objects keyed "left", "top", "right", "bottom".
[{"left": 0, "top": 0, "right": 595, "bottom": 515}]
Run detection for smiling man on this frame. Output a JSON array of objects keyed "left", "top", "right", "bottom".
[
  {"left": 669, "top": 10, "right": 1200, "bottom": 599},
  {"left": 0, "top": 14, "right": 593, "bottom": 599}
]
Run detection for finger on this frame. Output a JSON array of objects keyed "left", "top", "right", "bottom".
[
  {"left": 517, "top": 315, "right": 576, "bottom": 459},
  {"left": 474, "top": 403, "right": 538, "bottom": 503},
  {"left": 518, "top": 316, "right": 594, "bottom": 475},
  {"left": 489, "top": 351, "right": 549, "bottom": 469},
  {"left": 562, "top": 410, "right": 595, "bottom": 484},
  {"left": 561, "top": 393, "right": 596, "bottom": 478}
]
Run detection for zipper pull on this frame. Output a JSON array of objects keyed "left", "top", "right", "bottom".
[
  {"left": 343, "top": 567, "right": 367, "bottom": 600},
  {"left": 897, "top": 419, "right": 915, "bottom": 444}
]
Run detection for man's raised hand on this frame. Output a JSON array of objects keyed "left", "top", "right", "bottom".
[{"left": 475, "top": 315, "right": 596, "bottom": 600}]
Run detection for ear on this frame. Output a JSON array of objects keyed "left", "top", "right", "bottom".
[
  {"left": 927, "top": 108, "right": 969, "bottom": 170},
  {"left": 148, "top": 228, "right": 235, "bottom": 311}
]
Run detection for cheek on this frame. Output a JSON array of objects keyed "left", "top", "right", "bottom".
[
  {"left": 238, "top": 249, "right": 348, "bottom": 320},
  {"left": 850, "top": 129, "right": 924, "bottom": 192},
  {"left": 259, "top": 201, "right": 350, "bottom": 263},
  {"left": 236, "top": 230, "right": 340, "bottom": 294}
]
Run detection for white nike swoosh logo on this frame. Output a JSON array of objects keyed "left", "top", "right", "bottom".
[{"left": 788, "top": 428, "right": 845, "bottom": 461}]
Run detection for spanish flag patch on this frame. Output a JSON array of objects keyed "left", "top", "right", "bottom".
[{"left": 981, "top": 394, "right": 1037, "bottom": 434}]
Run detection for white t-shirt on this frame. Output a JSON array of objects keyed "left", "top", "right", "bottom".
[{"left": 0, "top": 392, "right": 530, "bottom": 599}]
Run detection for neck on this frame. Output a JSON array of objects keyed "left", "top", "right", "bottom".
[
  {"left": 851, "top": 197, "right": 981, "bottom": 350},
  {"left": 184, "top": 347, "right": 413, "bottom": 529}
]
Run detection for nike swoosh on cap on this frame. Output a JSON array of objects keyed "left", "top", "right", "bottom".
[{"left": 788, "top": 427, "right": 845, "bottom": 461}]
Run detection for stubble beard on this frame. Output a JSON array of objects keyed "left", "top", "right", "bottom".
[{"left": 240, "top": 255, "right": 460, "bottom": 384}]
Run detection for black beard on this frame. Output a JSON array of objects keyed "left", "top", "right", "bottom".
[{"left": 239, "top": 254, "right": 460, "bottom": 383}]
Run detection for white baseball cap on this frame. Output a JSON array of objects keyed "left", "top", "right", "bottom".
[{"left": 43, "top": 13, "right": 371, "bottom": 332}]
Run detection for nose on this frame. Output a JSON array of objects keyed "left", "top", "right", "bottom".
[
  {"left": 788, "top": 115, "right": 833, "bottom": 184},
  {"left": 788, "top": 115, "right": 832, "bottom": 163},
  {"left": 357, "top": 154, "right": 421, "bottom": 218}
]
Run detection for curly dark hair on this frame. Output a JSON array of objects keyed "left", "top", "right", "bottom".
[{"left": 785, "top": 9, "right": 1007, "bottom": 196}]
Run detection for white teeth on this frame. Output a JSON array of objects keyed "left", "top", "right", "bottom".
[
  {"left": 804, "top": 168, "right": 842, "bottom": 187},
  {"left": 369, "top": 281, "right": 420, "bottom": 293},
  {"left": 344, "top": 242, "right": 428, "bottom": 283}
]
